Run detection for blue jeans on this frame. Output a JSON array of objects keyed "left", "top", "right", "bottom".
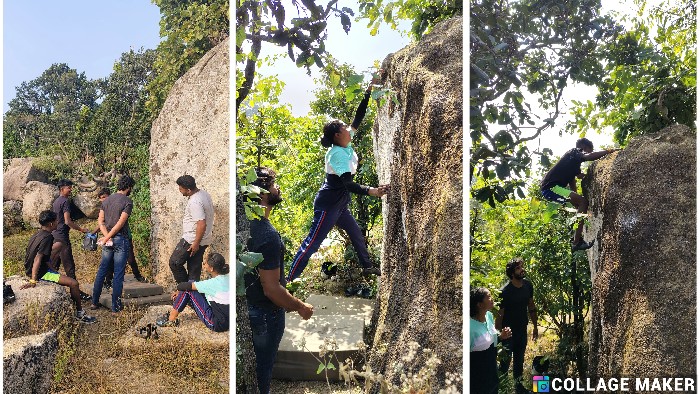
[
  {"left": 92, "top": 235, "right": 129, "bottom": 312},
  {"left": 248, "top": 305, "right": 285, "bottom": 394}
]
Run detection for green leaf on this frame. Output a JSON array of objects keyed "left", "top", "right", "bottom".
[
  {"left": 246, "top": 167, "right": 258, "bottom": 183},
  {"left": 329, "top": 72, "right": 340, "bottom": 88},
  {"left": 317, "top": 363, "right": 326, "bottom": 374},
  {"left": 327, "top": 362, "right": 336, "bottom": 370},
  {"left": 347, "top": 74, "right": 364, "bottom": 86}
]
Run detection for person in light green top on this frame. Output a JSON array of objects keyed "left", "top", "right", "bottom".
[{"left": 470, "top": 287, "right": 511, "bottom": 394}]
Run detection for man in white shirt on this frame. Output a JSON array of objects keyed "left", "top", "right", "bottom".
[{"left": 169, "top": 175, "right": 214, "bottom": 283}]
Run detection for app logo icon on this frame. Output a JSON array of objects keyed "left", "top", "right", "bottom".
[{"left": 533, "top": 375, "right": 550, "bottom": 392}]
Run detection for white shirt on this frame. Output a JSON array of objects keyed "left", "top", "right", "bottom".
[{"left": 182, "top": 189, "right": 214, "bottom": 245}]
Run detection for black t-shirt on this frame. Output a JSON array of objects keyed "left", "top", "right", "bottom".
[
  {"left": 101, "top": 193, "right": 133, "bottom": 237},
  {"left": 52, "top": 196, "right": 71, "bottom": 241},
  {"left": 500, "top": 279, "right": 534, "bottom": 333},
  {"left": 25, "top": 229, "right": 54, "bottom": 278},
  {"left": 540, "top": 148, "right": 585, "bottom": 190},
  {"left": 244, "top": 218, "right": 286, "bottom": 310}
]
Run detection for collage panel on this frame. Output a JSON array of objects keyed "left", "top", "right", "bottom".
[
  {"left": 235, "top": 1, "right": 463, "bottom": 393},
  {"left": 3, "top": 1, "right": 230, "bottom": 393},
  {"left": 470, "top": 0, "right": 696, "bottom": 393}
]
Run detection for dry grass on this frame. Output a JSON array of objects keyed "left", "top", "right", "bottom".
[{"left": 4, "top": 219, "right": 229, "bottom": 394}]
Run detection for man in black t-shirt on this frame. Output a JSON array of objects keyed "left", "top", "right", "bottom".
[
  {"left": 540, "top": 138, "right": 618, "bottom": 251},
  {"left": 496, "top": 257, "right": 538, "bottom": 393},
  {"left": 244, "top": 167, "right": 314, "bottom": 394},
  {"left": 23, "top": 210, "right": 96, "bottom": 323}
]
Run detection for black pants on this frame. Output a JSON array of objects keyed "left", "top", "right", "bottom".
[
  {"left": 499, "top": 329, "right": 528, "bottom": 391},
  {"left": 169, "top": 238, "right": 208, "bottom": 283},
  {"left": 471, "top": 343, "right": 498, "bottom": 394},
  {"left": 52, "top": 238, "right": 76, "bottom": 279}
]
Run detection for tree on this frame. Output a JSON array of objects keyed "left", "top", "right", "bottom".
[
  {"left": 3, "top": 63, "right": 99, "bottom": 160},
  {"left": 469, "top": 0, "right": 619, "bottom": 205},
  {"left": 357, "top": 0, "right": 463, "bottom": 39},
  {"left": 567, "top": 0, "right": 696, "bottom": 144},
  {"left": 88, "top": 49, "right": 157, "bottom": 172},
  {"left": 147, "top": 0, "right": 229, "bottom": 120},
  {"left": 235, "top": 0, "right": 355, "bottom": 111}
]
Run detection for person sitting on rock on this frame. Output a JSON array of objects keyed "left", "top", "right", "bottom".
[
  {"left": 156, "top": 252, "right": 229, "bottom": 332},
  {"left": 287, "top": 72, "right": 389, "bottom": 281},
  {"left": 21, "top": 210, "right": 97, "bottom": 324},
  {"left": 540, "top": 138, "right": 618, "bottom": 251},
  {"left": 92, "top": 188, "right": 146, "bottom": 289}
]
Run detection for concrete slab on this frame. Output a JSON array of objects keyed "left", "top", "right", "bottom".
[
  {"left": 82, "top": 274, "right": 171, "bottom": 309},
  {"left": 118, "top": 305, "right": 229, "bottom": 351},
  {"left": 305, "top": 294, "right": 374, "bottom": 322},
  {"left": 272, "top": 314, "right": 366, "bottom": 381}
]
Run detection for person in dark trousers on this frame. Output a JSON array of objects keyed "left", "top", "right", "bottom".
[
  {"left": 22, "top": 210, "right": 97, "bottom": 323},
  {"left": 471, "top": 287, "right": 512, "bottom": 394},
  {"left": 51, "top": 179, "right": 91, "bottom": 301},
  {"left": 90, "top": 176, "right": 136, "bottom": 315},
  {"left": 156, "top": 252, "right": 229, "bottom": 332},
  {"left": 169, "top": 175, "right": 214, "bottom": 284},
  {"left": 245, "top": 167, "right": 314, "bottom": 394},
  {"left": 496, "top": 257, "right": 538, "bottom": 393},
  {"left": 93, "top": 188, "right": 146, "bottom": 289},
  {"left": 540, "top": 138, "right": 618, "bottom": 251},
  {"left": 287, "top": 74, "right": 389, "bottom": 281}
]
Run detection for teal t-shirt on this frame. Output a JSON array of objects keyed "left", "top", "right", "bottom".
[
  {"left": 470, "top": 311, "right": 498, "bottom": 352},
  {"left": 325, "top": 144, "right": 359, "bottom": 175},
  {"left": 195, "top": 274, "right": 230, "bottom": 306}
]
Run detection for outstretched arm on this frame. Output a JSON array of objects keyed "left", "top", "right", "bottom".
[
  {"left": 582, "top": 148, "right": 619, "bottom": 162},
  {"left": 350, "top": 72, "right": 382, "bottom": 130},
  {"left": 339, "top": 173, "right": 389, "bottom": 197}
]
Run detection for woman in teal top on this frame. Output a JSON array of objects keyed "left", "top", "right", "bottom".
[
  {"left": 288, "top": 74, "right": 389, "bottom": 281},
  {"left": 471, "top": 287, "right": 512, "bottom": 394}
]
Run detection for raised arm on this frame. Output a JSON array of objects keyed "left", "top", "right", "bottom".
[{"left": 582, "top": 148, "right": 618, "bottom": 162}]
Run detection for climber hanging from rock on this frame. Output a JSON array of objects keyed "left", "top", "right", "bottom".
[
  {"left": 287, "top": 71, "right": 390, "bottom": 281},
  {"left": 540, "top": 138, "right": 619, "bottom": 251}
]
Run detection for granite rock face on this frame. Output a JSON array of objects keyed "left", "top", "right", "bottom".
[
  {"left": 583, "top": 125, "right": 696, "bottom": 379},
  {"left": 369, "top": 17, "right": 463, "bottom": 391},
  {"left": 3, "top": 158, "right": 49, "bottom": 202},
  {"left": 20, "top": 181, "right": 58, "bottom": 228},
  {"left": 3, "top": 330, "right": 59, "bottom": 394},
  {"left": 150, "top": 38, "right": 230, "bottom": 288}
]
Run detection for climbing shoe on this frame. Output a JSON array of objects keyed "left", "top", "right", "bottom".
[
  {"left": 156, "top": 313, "right": 179, "bottom": 327},
  {"left": 572, "top": 240, "right": 595, "bottom": 252},
  {"left": 76, "top": 310, "right": 97, "bottom": 324},
  {"left": 3, "top": 284, "right": 16, "bottom": 305},
  {"left": 362, "top": 266, "right": 381, "bottom": 276}
]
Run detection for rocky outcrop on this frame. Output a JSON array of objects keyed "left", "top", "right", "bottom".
[
  {"left": 583, "top": 125, "right": 696, "bottom": 380},
  {"left": 21, "top": 182, "right": 58, "bottom": 228},
  {"left": 3, "top": 158, "right": 49, "bottom": 201},
  {"left": 3, "top": 276, "right": 73, "bottom": 337},
  {"left": 3, "top": 330, "right": 59, "bottom": 394},
  {"left": 369, "top": 17, "right": 462, "bottom": 391},
  {"left": 73, "top": 191, "right": 101, "bottom": 219},
  {"left": 4, "top": 200, "right": 24, "bottom": 234},
  {"left": 150, "top": 38, "right": 230, "bottom": 288}
]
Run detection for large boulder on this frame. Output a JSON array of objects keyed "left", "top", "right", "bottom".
[
  {"left": 21, "top": 182, "right": 58, "bottom": 228},
  {"left": 4, "top": 200, "right": 24, "bottom": 234},
  {"left": 3, "top": 158, "right": 49, "bottom": 201},
  {"left": 369, "top": 17, "right": 462, "bottom": 391},
  {"left": 583, "top": 125, "right": 696, "bottom": 379},
  {"left": 3, "top": 330, "right": 59, "bottom": 394},
  {"left": 73, "top": 191, "right": 101, "bottom": 219},
  {"left": 150, "top": 38, "right": 229, "bottom": 288},
  {"left": 3, "top": 276, "right": 73, "bottom": 337}
]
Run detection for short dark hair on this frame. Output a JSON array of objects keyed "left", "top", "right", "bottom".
[
  {"left": 97, "top": 188, "right": 111, "bottom": 198},
  {"left": 57, "top": 179, "right": 73, "bottom": 188},
  {"left": 506, "top": 257, "right": 524, "bottom": 279},
  {"left": 207, "top": 253, "right": 229, "bottom": 275},
  {"left": 117, "top": 175, "right": 136, "bottom": 191},
  {"left": 38, "top": 210, "right": 57, "bottom": 226},
  {"left": 576, "top": 138, "right": 593, "bottom": 150},
  {"left": 321, "top": 120, "right": 345, "bottom": 148},
  {"left": 251, "top": 167, "right": 276, "bottom": 192},
  {"left": 176, "top": 175, "right": 197, "bottom": 190},
  {"left": 470, "top": 287, "right": 490, "bottom": 317}
]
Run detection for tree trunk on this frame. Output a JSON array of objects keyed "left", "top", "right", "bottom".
[{"left": 236, "top": 296, "right": 259, "bottom": 393}]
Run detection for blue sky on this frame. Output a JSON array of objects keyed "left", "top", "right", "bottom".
[{"left": 2, "top": 1, "right": 161, "bottom": 112}]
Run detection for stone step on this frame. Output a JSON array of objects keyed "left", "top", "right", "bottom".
[
  {"left": 82, "top": 274, "right": 171, "bottom": 309},
  {"left": 272, "top": 293, "right": 373, "bottom": 381}
]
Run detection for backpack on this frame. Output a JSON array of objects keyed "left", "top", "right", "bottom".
[{"left": 82, "top": 232, "right": 98, "bottom": 251}]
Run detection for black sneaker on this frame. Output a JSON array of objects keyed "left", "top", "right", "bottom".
[
  {"left": 3, "top": 284, "right": 16, "bottom": 305},
  {"left": 103, "top": 281, "right": 112, "bottom": 291},
  {"left": 362, "top": 266, "right": 381, "bottom": 276},
  {"left": 76, "top": 310, "right": 97, "bottom": 324},
  {"left": 572, "top": 240, "right": 595, "bottom": 251},
  {"left": 156, "top": 313, "right": 180, "bottom": 327},
  {"left": 80, "top": 291, "right": 92, "bottom": 301},
  {"left": 134, "top": 276, "right": 147, "bottom": 283}
]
